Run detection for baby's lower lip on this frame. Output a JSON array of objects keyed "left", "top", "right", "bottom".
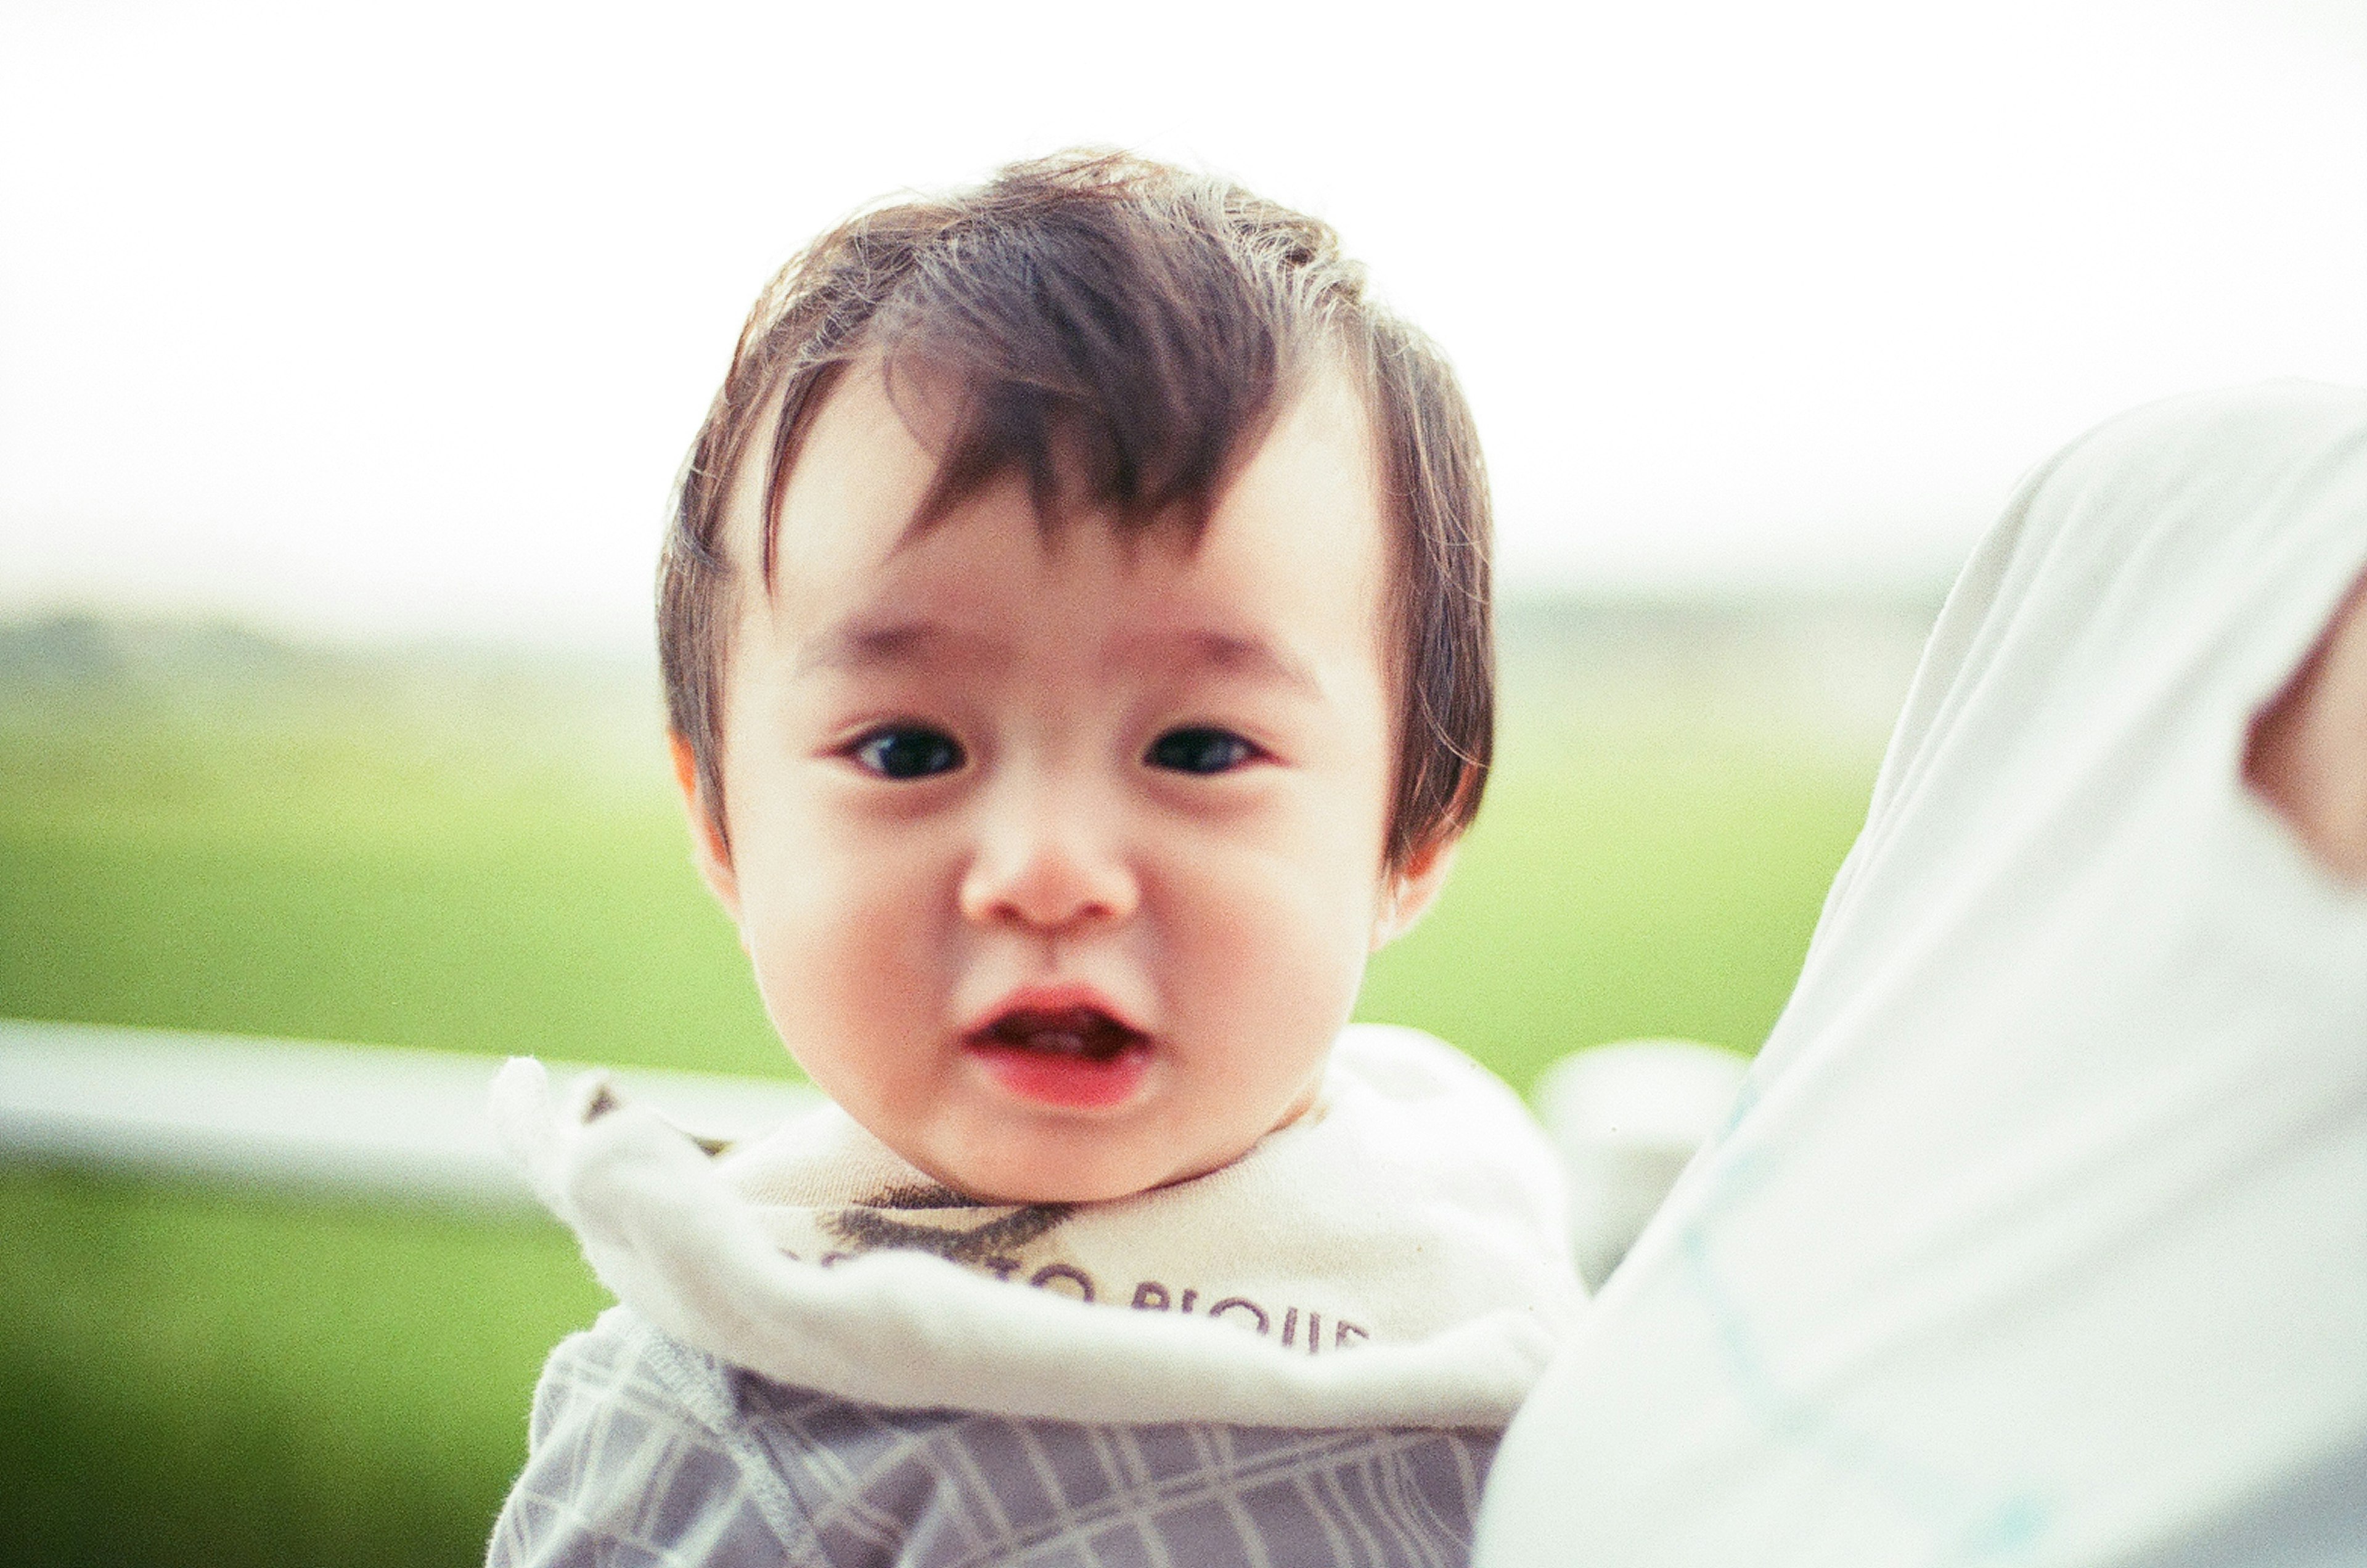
[{"left": 963, "top": 1009, "right": 1153, "bottom": 1110}]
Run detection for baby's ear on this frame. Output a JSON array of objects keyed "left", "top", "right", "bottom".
[
  {"left": 1371, "top": 830, "right": 1461, "bottom": 952},
  {"left": 668, "top": 732, "right": 742, "bottom": 918}
]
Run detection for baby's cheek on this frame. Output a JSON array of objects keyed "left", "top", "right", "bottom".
[
  {"left": 1184, "top": 854, "right": 1372, "bottom": 1050},
  {"left": 740, "top": 841, "right": 942, "bottom": 1043}
]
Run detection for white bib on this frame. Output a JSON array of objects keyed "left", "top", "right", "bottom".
[{"left": 495, "top": 1023, "right": 1584, "bottom": 1429}]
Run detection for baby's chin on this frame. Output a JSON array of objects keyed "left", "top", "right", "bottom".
[
  {"left": 924, "top": 1157, "right": 1210, "bottom": 1208},
  {"left": 853, "top": 1066, "right": 1331, "bottom": 1207},
  {"left": 911, "top": 1101, "right": 1326, "bottom": 1206},
  {"left": 909, "top": 1137, "right": 1254, "bottom": 1207}
]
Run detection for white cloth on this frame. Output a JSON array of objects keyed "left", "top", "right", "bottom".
[
  {"left": 493, "top": 1022, "right": 1583, "bottom": 1431},
  {"left": 1476, "top": 381, "right": 2367, "bottom": 1565}
]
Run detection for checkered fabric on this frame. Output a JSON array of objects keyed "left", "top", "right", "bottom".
[{"left": 488, "top": 1306, "right": 1500, "bottom": 1567}]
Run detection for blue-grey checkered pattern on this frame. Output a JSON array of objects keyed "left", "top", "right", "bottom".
[{"left": 488, "top": 1307, "right": 1500, "bottom": 1567}]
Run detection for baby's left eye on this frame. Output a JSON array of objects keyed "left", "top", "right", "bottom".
[
  {"left": 1145, "top": 727, "right": 1259, "bottom": 775},
  {"left": 849, "top": 725, "right": 965, "bottom": 780}
]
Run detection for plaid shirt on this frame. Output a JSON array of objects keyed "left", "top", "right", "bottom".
[{"left": 488, "top": 1306, "right": 1501, "bottom": 1567}]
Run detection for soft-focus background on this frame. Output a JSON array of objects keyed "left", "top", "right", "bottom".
[{"left": 4, "top": 1, "right": 2364, "bottom": 1562}]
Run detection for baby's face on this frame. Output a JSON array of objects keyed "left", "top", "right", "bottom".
[{"left": 692, "top": 362, "right": 1442, "bottom": 1203}]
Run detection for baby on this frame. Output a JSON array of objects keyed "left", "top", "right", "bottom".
[{"left": 488, "top": 151, "right": 1580, "bottom": 1567}]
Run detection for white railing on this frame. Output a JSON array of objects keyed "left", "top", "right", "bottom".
[{"left": 0, "top": 1017, "right": 819, "bottom": 1209}]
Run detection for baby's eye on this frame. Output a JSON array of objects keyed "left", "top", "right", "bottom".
[
  {"left": 850, "top": 726, "right": 964, "bottom": 780},
  {"left": 1145, "top": 727, "right": 1258, "bottom": 775}
]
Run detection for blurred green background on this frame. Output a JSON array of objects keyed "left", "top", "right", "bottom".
[{"left": 0, "top": 602, "right": 1919, "bottom": 1566}]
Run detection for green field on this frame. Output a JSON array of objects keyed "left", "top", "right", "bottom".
[{"left": 0, "top": 620, "right": 1887, "bottom": 1566}]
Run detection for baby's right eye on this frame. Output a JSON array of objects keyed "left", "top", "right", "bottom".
[{"left": 849, "top": 726, "right": 965, "bottom": 780}]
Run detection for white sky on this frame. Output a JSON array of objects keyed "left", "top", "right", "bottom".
[{"left": 2, "top": 0, "right": 2363, "bottom": 650}]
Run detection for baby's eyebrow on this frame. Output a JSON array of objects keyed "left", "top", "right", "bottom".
[
  {"left": 794, "top": 619, "right": 1010, "bottom": 677},
  {"left": 795, "top": 619, "right": 1320, "bottom": 695},
  {"left": 1125, "top": 630, "right": 1323, "bottom": 698}
]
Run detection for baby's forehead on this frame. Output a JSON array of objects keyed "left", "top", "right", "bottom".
[
  {"left": 724, "top": 354, "right": 1390, "bottom": 617},
  {"left": 719, "top": 359, "right": 1394, "bottom": 677}
]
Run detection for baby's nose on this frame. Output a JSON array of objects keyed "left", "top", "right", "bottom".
[{"left": 958, "top": 784, "right": 1140, "bottom": 933}]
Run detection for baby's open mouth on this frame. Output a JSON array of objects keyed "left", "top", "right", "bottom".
[
  {"left": 964, "top": 1005, "right": 1154, "bottom": 1110},
  {"left": 969, "top": 1007, "right": 1147, "bottom": 1061}
]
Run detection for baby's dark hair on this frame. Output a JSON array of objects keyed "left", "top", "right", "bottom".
[{"left": 658, "top": 149, "right": 1493, "bottom": 873}]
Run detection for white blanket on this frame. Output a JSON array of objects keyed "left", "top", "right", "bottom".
[
  {"left": 494, "top": 1022, "right": 1583, "bottom": 1430},
  {"left": 1476, "top": 380, "right": 2367, "bottom": 1564}
]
